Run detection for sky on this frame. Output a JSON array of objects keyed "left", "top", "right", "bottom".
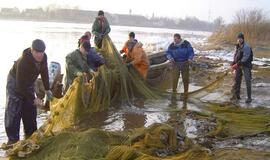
[{"left": 0, "top": 0, "right": 270, "bottom": 23}]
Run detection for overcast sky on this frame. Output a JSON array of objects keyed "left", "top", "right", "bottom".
[{"left": 0, "top": 0, "right": 269, "bottom": 23}]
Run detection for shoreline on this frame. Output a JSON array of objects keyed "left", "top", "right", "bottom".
[{"left": 0, "top": 17, "right": 212, "bottom": 33}]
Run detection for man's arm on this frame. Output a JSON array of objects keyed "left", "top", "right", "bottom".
[
  {"left": 120, "top": 41, "right": 129, "bottom": 54},
  {"left": 187, "top": 43, "right": 194, "bottom": 60},
  {"left": 92, "top": 19, "right": 101, "bottom": 37},
  {"left": 16, "top": 57, "right": 36, "bottom": 101},
  {"left": 165, "top": 44, "right": 175, "bottom": 62},
  {"left": 241, "top": 44, "right": 251, "bottom": 63},
  {"left": 40, "top": 54, "right": 50, "bottom": 90},
  {"left": 90, "top": 50, "right": 105, "bottom": 67},
  {"left": 66, "top": 53, "right": 81, "bottom": 77},
  {"left": 104, "top": 18, "right": 111, "bottom": 35}
]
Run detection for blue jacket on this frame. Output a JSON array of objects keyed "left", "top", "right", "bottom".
[
  {"left": 87, "top": 48, "right": 105, "bottom": 71},
  {"left": 165, "top": 40, "right": 194, "bottom": 62}
]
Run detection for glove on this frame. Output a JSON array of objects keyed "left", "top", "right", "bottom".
[
  {"left": 89, "top": 68, "right": 95, "bottom": 73},
  {"left": 76, "top": 72, "right": 83, "bottom": 77},
  {"left": 45, "top": 90, "right": 53, "bottom": 101},
  {"left": 232, "top": 64, "right": 238, "bottom": 70},
  {"left": 169, "top": 58, "right": 175, "bottom": 64},
  {"left": 34, "top": 98, "right": 43, "bottom": 107}
]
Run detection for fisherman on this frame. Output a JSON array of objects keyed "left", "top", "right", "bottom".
[
  {"left": 4, "top": 39, "right": 53, "bottom": 145},
  {"left": 122, "top": 32, "right": 149, "bottom": 79},
  {"left": 120, "top": 32, "right": 138, "bottom": 59},
  {"left": 231, "top": 32, "right": 253, "bottom": 103},
  {"left": 65, "top": 36, "right": 104, "bottom": 91},
  {"left": 78, "top": 35, "right": 105, "bottom": 72},
  {"left": 166, "top": 33, "right": 194, "bottom": 101},
  {"left": 92, "top": 10, "right": 111, "bottom": 48},
  {"left": 65, "top": 40, "right": 91, "bottom": 91}
]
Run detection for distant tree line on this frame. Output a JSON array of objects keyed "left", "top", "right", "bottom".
[
  {"left": 0, "top": 7, "right": 220, "bottom": 31},
  {"left": 209, "top": 9, "right": 270, "bottom": 46}
]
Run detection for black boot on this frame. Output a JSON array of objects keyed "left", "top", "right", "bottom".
[
  {"left": 230, "top": 94, "right": 240, "bottom": 101},
  {"left": 245, "top": 98, "right": 252, "bottom": 103}
]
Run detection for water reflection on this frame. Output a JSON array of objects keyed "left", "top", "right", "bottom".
[
  {"left": 93, "top": 98, "right": 186, "bottom": 131},
  {"left": 123, "top": 98, "right": 146, "bottom": 130}
]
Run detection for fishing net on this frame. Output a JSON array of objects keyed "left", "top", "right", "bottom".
[
  {"left": 9, "top": 123, "right": 211, "bottom": 160},
  {"left": 105, "top": 123, "right": 210, "bottom": 160}
]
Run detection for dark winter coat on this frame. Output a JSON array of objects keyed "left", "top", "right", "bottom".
[{"left": 9, "top": 48, "right": 49, "bottom": 101}]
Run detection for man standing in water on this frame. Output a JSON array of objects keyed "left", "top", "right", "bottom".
[
  {"left": 5, "top": 39, "right": 52, "bottom": 145},
  {"left": 231, "top": 32, "right": 253, "bottom": 103},
  {"left": 166, "top": 33, "right": 194, "bottom": 101},
  {"left": 92, "top": 10, "right": 111, "bottom": 48}
]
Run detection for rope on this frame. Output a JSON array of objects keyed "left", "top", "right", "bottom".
[{"left": 149, "top": 69, "right": 231, "bottom": 98}]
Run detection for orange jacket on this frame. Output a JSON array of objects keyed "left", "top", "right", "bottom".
[
  {"left": 121, "top": 40, "right": 129, "bottom": 55},
  {"left": 126, "top": 42, "right": 149, "bottom": 79},
  {"left": 121, "top": 39, "right": 138, "bottom": 55}
]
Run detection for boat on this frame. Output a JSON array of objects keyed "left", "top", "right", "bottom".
[
  {"left": 146, "top": 51, "right": 172, "bottom": 85},
  {"left": 34, "top": 51, "right": 171, "bottom": 100}
]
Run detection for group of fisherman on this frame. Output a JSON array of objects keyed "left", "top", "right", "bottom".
[{"left": 3, "top": 10, "right": 253, "bottom": 146}]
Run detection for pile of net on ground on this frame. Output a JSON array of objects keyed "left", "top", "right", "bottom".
[
  {"left": 8, "top": 104, "right": 270, "bottom": 159},
  {"left": 10, "top": 123, "right": 211, "bottom": 160}
]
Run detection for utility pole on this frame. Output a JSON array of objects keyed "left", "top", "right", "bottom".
[{"left": 208, "top": 0, "right": 212, "bottom": 21}]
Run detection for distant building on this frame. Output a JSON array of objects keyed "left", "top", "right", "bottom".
[
  {"left": 22, "top": 8, "right": 44, "bottom": 18},
  {"left": 0, "top": 7, "right": 20, "bottom": 16},
  {"left": 52, "top": 9, "right": 96, "bottom": 22},
  {"left": 111, "top": 14, "right": 150, "bottom": 26}
]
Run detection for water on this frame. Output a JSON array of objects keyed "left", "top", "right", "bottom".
[{"left": 215, "top": 134, "right": 270, "bottom": 152}]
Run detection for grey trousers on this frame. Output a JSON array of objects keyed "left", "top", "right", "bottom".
[{"left": 232, "top": 66, "right": 252, "bottom": 99}]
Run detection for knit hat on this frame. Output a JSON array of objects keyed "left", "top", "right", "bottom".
[
  {"left": 32, "top": 39, "right": 46, "bottom": 52},
  {"left": 98, "top": 10, "right": 104, "bottom": 16},
  {"left": 237, "top": 32, "right": 244, "bottom": 39}
]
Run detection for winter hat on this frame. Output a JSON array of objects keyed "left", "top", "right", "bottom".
[
  {"left": 237, "top": 32, "right": 244, "bottom": 39},
  {"left": 32, "top": 39, "right": 46, "bottom": 52},
  {"left": 98, "top": 10, "right": 104, "bottom": 16}
]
